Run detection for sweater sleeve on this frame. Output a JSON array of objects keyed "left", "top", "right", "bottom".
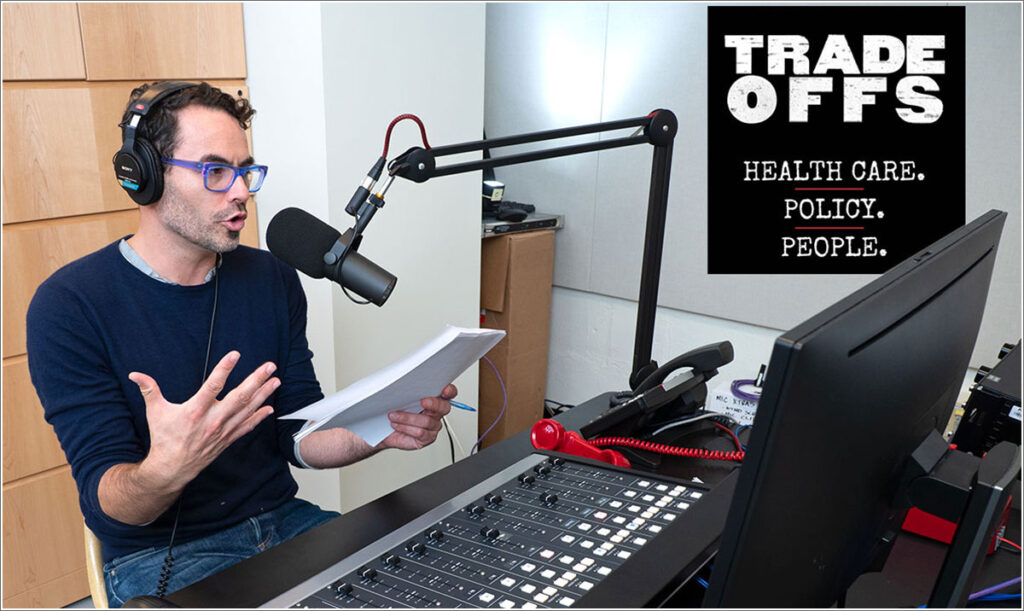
[
  {"left": 272, "top": 264, "right": 324, "bottom": 467},
  {"left": 26, "top": 279, "right": 148, "bottom": 530}
]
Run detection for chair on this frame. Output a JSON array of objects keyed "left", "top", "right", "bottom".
[{"left": 84, "top": 524, "right": 109, "bottom": 608}]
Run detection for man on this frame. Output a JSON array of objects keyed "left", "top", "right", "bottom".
[{"left": 26, "top": 81, "right": 456, "bottom": 607}]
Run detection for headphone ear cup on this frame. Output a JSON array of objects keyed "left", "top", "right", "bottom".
[{"left": 131, "top": 138, "right": 164, "bottom": 205}]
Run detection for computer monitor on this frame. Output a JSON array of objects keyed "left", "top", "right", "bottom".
[{"left": 704, "top": 209, "right": 1009, "bottom": 607}]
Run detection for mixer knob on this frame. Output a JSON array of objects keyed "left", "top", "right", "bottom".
[
  {"left": 484, "top": 493, "right": 503, "bottom": 505},
  {"left": 332, "top": 581, "right": 353, "bottom": 596},
  {"left": 467, "top": 504, "right": 486, "bottom": 516},
  {"left": 382, "top": 553, "right": 400, "bottom": 567},
  {"left": 540, "top": 491, "right": 558, "bottom": 504},
  {"left": 518, "top": 473, "right": 536, "bottom": 485},
  {"left": 426, "top": 528, "right": 445, "bottom": 542},
  {"left": 358, "top": 566, "right": 378, "bottom": 580},
  {"left": 406, "top": 540, "right": 426, "bottom": 555},
  {"left": 480, "top": 526, "right": 501, "bottom": 539},
  {"left": 551, "top": 457, "right": 566, "bottom": 467},
  {"left": 534, "top": 464, "right": 552, "bottom": 476}
]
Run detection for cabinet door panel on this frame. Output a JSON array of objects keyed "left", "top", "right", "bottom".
[
  {"left": 79, "top": 3, "right": 246, "bottom": 80},
  {"left": 1, "top": 3, "right": 86, "bottom": 81},
  {"left": 1, "top": 467, "right": 88, "bottom": 608},
  {"left": 2, "top": 358, "right": 66, "bottom": 483},
  {"left": 2, "top": 211, "right": 140, "bottom": 358}
]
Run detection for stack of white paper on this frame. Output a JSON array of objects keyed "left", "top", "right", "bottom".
[{"left": 280, "top": 325, "right": 505, "bottom": 446}]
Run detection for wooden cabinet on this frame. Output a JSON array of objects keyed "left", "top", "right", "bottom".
[{"left": 2, "top": 3, "right": 251, "bottom": 607}]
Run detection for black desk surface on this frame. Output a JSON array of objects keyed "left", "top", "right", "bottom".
[{"left": 167, "top": 393, "right": 1022, "bottom": 608}]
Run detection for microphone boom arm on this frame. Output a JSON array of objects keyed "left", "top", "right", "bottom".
[{"left": 388, "top": 110, "right": 678, "bottom": 383}]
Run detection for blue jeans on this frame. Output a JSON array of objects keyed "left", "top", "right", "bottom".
[{"left": 103, "top": 497, "right": 339, "bottom": 607}]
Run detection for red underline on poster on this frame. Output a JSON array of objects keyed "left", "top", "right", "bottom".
[
  {"left": 794, "top": 187, "right": 865, "bottom": 191},
  {"left": 794, "top": 227, "right": 865, "bottom": 230}
]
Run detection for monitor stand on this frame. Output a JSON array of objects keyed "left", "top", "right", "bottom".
[{"left": 903, "top": 431, "right": 1021, "bottom": 606}]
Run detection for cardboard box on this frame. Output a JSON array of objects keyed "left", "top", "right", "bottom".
[{"left": 478, "top": 230, "right": 556, "bottom": 448}]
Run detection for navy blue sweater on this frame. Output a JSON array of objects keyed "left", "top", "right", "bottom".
[{"left": 26, "top": 240, "right": 323, "bottom": 563}]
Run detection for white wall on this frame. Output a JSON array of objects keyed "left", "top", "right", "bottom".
[
  {"left": 484, "top": 2, "right": 1022, "bottom": 408},
  {"left": 244, "top": 2, "right": 486, "bottom": 513},
  {"left": 320, "top": 2, "right": 486, "bottom": 512},
  {"left": 244, "top": 3, "right": 341, "bottom": 512}
]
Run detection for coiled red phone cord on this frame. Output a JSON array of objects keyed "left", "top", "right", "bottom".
[{"left": 588, "top": 436, "right": 745, "bottom": 462}]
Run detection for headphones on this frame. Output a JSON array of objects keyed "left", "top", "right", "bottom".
[{"left": 113, "top": 81, "right": 199, "bottom": 205}]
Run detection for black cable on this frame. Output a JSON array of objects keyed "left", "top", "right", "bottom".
[
  {"left": 441, "top": 417, "right": 455, "bottom": 465},
  {"left": 155, "top": 255, "right": 220, "bottom": 598}
]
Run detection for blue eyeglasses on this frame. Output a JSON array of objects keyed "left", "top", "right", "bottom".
[{"left": 162, "top": 158, "right": 268, "bottom": 193}]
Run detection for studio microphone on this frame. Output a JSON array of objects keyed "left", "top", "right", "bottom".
[{"left": 266, "top": 207, "right": 397, "bottom": 306}]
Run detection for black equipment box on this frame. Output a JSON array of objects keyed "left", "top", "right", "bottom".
[{"left": 952, "top": 341, "right": 1021, "bottom": 456}]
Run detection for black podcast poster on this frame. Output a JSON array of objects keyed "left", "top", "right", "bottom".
[{"left": 707, "top": 6, "right": 965, "bottom": 274}]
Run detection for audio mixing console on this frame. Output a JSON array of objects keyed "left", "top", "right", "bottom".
[{"left": 267, "top": 453, "right": 707, "bottom": 608}]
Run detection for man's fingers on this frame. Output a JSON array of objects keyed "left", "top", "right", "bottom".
[
  {"left": 222, "top": 376, "right": 280, "bottom": 432},
  {"left": 225, "top": 406, "right": 275, "bottom": 446},
  {"left": 389, "top": 410, "right": 443, "bottom": 433},
  {"left": 419, "top": 396, "right": 453, "bottom": 416},
  {"left": 128, "top": 372, "right": 165, "bottom": 407},
  {"left": 221, "top": 361, "right": 277, "bottom": 410},
  {"left": 195, "top": 351, "right": 241, "bottom": 403},
  {"left": 441, "top": 384, "right": 458, "bottom": 400}
]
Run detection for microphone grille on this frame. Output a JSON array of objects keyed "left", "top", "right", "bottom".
[{"left": 266, "top": 207, "right": 340, "bottom": 279}]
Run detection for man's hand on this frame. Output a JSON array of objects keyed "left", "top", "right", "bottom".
[
  {"left": 378, "top": 384, "right": 457, "bottom": 451},
  {"left": 132, "top": 351, "right": 280, "bottom": 491}
]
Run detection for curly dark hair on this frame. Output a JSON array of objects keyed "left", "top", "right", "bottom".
[{"left": 120, "top": 81, "right": 255, "bottom": 168}]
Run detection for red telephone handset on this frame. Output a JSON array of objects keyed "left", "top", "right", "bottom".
[{"left": 530, "top": 419, "right": 631, "bottom": 468}]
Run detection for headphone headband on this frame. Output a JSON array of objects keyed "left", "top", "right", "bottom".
[{"left": 114, "top": 81, "right": 199, "bottom": 205}]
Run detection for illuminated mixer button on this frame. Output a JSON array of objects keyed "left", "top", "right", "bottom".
[
  {"left": 540, "top": 569, "right": 556, "bottom": 579},
  {"left": 554, "top": 578, "right": 568, "bottom": 587},
  {"left": 597, "top": 566, "right": 612, "bottom": 576},
  {"left": 543, "top": 587, "right": 558, "bottom": 596},
  {"left": 573, "top": 563, "right": 587, "bottom": 572},
  {"left": 500, "top": 577, "right": 516, "bottom": 588},
  {"left": 559, "top": 596, "right": 576, "bottom": 606},
  {"left": 579, "top": 581, "right": 594, "bottom": 591},
  {"left": 521, "top": 584, "right": 537, "bottom": 594},
  {"left": 576, "top": 523, "right": 592, "bottom": 531},
  {"left": 580, "top": 541, "right": 594, "bottom": 549},
  {"left": 655, "top": 484, "right": 668, "bottom": 492},
  {"left": 560, "top": 535, "right": 576, "bottom": 544},
  {"left": 540, "top": 549, "right": 555, "bottom": 560},
  {"left": 623, "top": 490, "right": 637, "bottom": 498},
  {"left": 533, "top": 594, "right": 549, "bottom": 603},
  {"left": 522, "top": 603, "right": 539, "bottom": 610},
  {"left": 691, "top": 492, "right": 703, "bottom": 499},
  {"left": 520, "top": 563, "right": 537, "bottom": 572},
  {"left": 499, "top": 600, "right": 516, "bottom": 609},
  {"left": 478, "top": 592, "right": 495, "bottom": 603},
  {"left": 608, "top": 500, "right": 623, "bottom": 508},
  {"left": 637, "top": 480, "right": 651, "bottom": 488}
]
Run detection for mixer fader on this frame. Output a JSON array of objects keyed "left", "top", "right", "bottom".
[{"left": 266, "top": 453, "right": 706, "bottom": 608}]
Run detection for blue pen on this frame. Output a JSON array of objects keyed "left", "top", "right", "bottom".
[{"left": 449, "top": 400, "right": 476, "bottom": 412}]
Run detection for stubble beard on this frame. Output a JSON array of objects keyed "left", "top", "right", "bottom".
[{"left": 159, "top": 183, "right": 242, "bottom": 254}]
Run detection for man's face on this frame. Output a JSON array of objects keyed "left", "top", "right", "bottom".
[{"left": 157, "top": 105, "right": 252, "bottom": 253}]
